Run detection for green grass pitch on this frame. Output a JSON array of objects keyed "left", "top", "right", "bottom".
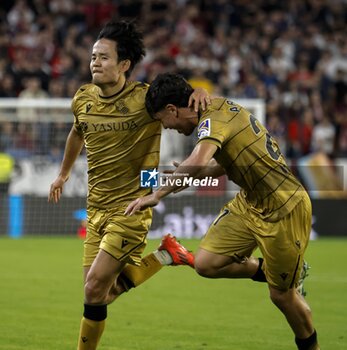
[{"left": 0, "top": 237, "right": 346, "bottom": 350}]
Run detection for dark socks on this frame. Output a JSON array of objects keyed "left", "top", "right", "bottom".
[
  {"left": 295, "top": 330, "right": 318, "bottom": 350},
  {"left": 83, "top": 304, "right": 107, "bottom": 321}
]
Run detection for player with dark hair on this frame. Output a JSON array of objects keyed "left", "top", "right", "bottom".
[
  {"left": 49, "top": 22, "right": 208, "bottom": 350},
  {"left": 126, "top": 73, "right": 320, "bottom": 350},
  {"left": 97, "top": 20, "right": 145, "bottom": 78}
]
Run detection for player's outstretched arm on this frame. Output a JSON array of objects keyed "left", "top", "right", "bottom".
[
  {"left": 125, "top": 142, "right": 218, "bottom": 215},
  {"left": 48, "top": 127, "right": 84, "bottom": 203}
]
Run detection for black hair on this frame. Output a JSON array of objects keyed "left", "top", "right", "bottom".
[
  {"left": 97, "top": 20, "right": 145, "bottom": 77},
  {"left": 145, "top": 73, "right": 194, "bottom": 117}
]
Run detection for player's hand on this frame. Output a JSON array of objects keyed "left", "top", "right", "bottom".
[
  {"left": 125, "top": 193, "right": 159, "bottom": 216},
  {"left": 189, "top": 87, "right": 211, "bottom": 112},
  {"left": 48, "top": 175, "right": 67, "bottom": 203}
]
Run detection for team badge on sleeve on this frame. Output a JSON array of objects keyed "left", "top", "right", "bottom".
[{"left": 197, "top": 118, "right": 211, "bottom": 139}]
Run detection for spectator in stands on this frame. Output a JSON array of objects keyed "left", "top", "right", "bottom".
[
  {"left": 282, "top": 81, "right": 309, "bottom": 110},
  {"left": 287, "top": 109, "right": 313, "bottom": 158},
  {"left": 18, "top": 76, "right": 48, "bottom": 99},
  {"left": 12, "top": 123, "right": 35, "bottom": 158},
  {"left": 7, "top": 0, "right": 35, "bottom": 32},
  {"left": 287, "top": 115, "right": 304, "bottom": 159},
  {"left": 48, "top": 79, "right": 66, "bottom": 98},
  {"left": 259, "top": 65, "right": 279, "bottom": 97},
  {"left": 17, "top": 77, "right": 49, "bottom": 121},
  {"left": 310, "top": 90, "right": 325, "bottom": 123},
  {"left": 268, "top": 46, "right": 294, "bottom": 82},
  {"left": 50, "top": 49, "right": 76, "bottom": 80},
  {"left": 0, "top": 122, "right": 15, "bottom": 151},
  {"left": 335, "top": 103, "right": 347, "bottom": 157},
  {"left": 334, "top": 68, "right": 347, "bottom": 109},
  {"left": 288, "top": 56, "right": 315, "bottom": 91},
  {"left": 301, "top": 109, "right": 314, "bottom": 155},
  {"left": 311, "top": 116, "right": 336, "bottom": 157},
  {"left": 0, "top": 74, "right": 17, "bottom": 97},
  {"left": 266, "top": 104, "right": 287, "bottom": 155}
]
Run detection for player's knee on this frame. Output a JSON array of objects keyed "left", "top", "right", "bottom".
[
  {"left": 84, "top": 278, "right": 107, "bottom": 304},
  {"left": 194, "top": 258, "right": 216, "bottom": 278},
  {"left": 269, "top": 287, "right": 292, "bottom": 310}
]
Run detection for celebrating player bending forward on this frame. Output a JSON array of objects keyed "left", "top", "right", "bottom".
[
  {"left": 48, "top": 22, "right": 208, "bottom": 350},
  {"left": 126, "top": 73, "right": 320, "bottom": 350}
]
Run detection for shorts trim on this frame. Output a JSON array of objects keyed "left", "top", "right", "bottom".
[
  {"left": 289, "top": 255, "right": 301, "bottom": 289},
  {"left": 118, "top": 235, "right": 147, "bottom": 261}
]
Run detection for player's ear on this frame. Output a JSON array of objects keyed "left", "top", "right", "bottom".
[
  {"left": 166, "top": 104, "right": 178, "bottom": 117},
  {"left": 120, "top": 59, "right": 131, "bottom": 73}
]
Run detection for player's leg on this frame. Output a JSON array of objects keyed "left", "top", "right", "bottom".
[
  {"left": 269, "top": 286, "right": 318, "bottom": 349},
  {"left": 257, "top": 195, "right": 319, "bottom": 349},
  {"left": 95, "top": 205, "right": 194, "bottom": 302},
  {"left": 78, "top": 207, "right": 155, "bottom": 350},
  {"left": 78, "top": 250, "right": 125, "bottom": 350},
  {"left": 81, "top": 232, "right": 195, "bottom": 347},
  {"left": 77, "top": 208, "right": 106, "bottom": 350},
  {"left": 195, "top": 248, "right": 260, "bottom": 278},
  {"left": 194, "top": 198, "right": 263, "bottom": 281}
]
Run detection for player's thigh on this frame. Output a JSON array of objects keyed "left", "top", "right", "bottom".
[
  {"left": 84, "top": 250, "right": 126, "bottom": 304},
  {"left": 256, "top": 197, "right": 312, "bottom": 290},
  {"left": 86, "top": 248, "right": 126, "bottom": 286},
  {"left": 199, "top": 198, "right": 257, "bottom": 261},
  {"left": 195, "top": 247, "right": 235, "bottom": 270}
]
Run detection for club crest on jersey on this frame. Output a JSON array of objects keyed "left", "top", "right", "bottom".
[
  {"left": 79, "top": 122, "right": 88, "bottom": 133},
  {"left": 115, "top": 99, "right": 129, "bottom": 114},
  {"left": 197, "top": 118, "right": 211, "bottom": 139}
]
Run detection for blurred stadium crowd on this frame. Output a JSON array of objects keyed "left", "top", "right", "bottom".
[{"left": 0, "top": 0, "right": 347, "bottom": 160}]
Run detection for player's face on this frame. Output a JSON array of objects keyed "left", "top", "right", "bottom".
[
  {"left": 90, "top": 39, "right": 130, "bottom": 87},
  {"left": 155, "top": 106, "right": 197, "bottom": 136}
]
